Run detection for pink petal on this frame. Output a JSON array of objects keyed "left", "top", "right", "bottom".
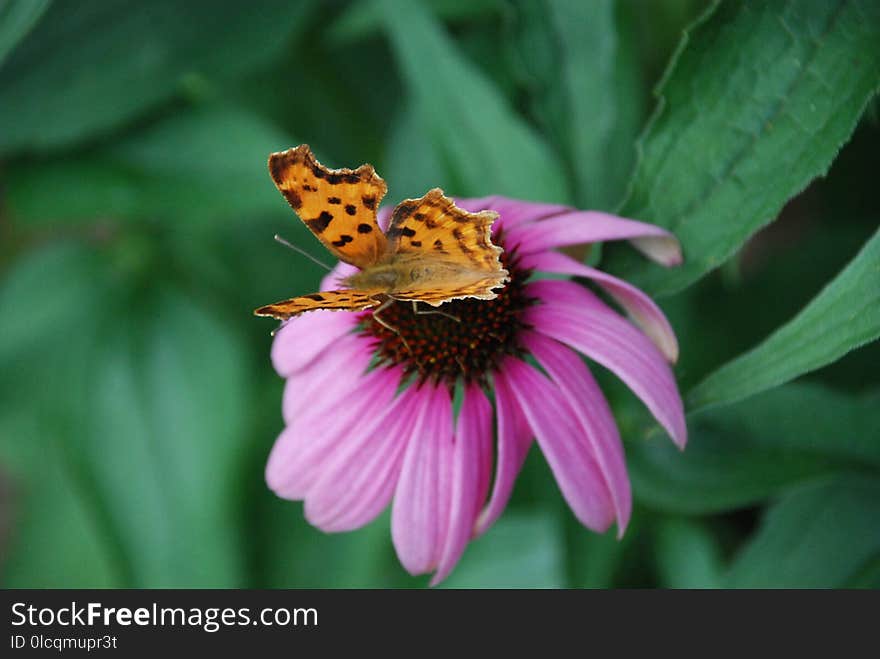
[
  {"left": 431, "top": 383, "right": 492, "bottom": 585},
  {"left": 526, "top": 279, "right": 687, "bottom": 448},
  {"left": 391, "top": 384, "right": 454, "bottom": 576},
  {"left": 456, "top": 196, "right": 570, "bottom": 232},
  {"left": 304, "top": 376, "right": 418, "bottom": 532},
  {"left": 522, "top": 250, "right": 679, "bottom": 363},
  {"left": 377, "top": 205, "right": 392, "bottom": 231},
  {"left": 270, "top": 310, "right": 358, "bottom": 377},
  {"left": 266, "top": 365, "right": 402, "bottom": 499},
  {"left": 512, "top": 211, "right": 682, "bottom": 266},
  {"left": 281, "top": 333, "right": 373, "bottom": 424},
  {"left": 497, "top": 359, "right": 616, "bottom": 532},
  {"left": 475, "top": 370, "right": 533, "bottom": 536},
  {"left": 523, "top": 332, "right": 632, "bottom": 536}
]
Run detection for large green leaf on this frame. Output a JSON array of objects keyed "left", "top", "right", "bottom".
[
  {"left": 689, "top": 228, "right": 880, "bottom": 411},
  {"left": 655, "top": 517, "right": 724, "bottom": 588},
  {"left": 69, "top": 291, "right": 249, "bottom": 586},
  {"left": 438, "top": 509, "right": 565, "bottom": 588},
  {"left": 0, "top": 0, "right": 309, "bottom": 155},
  {"left": 0, "top": 246, "right": 251, "bottom": 586},
  {"left": 0, "top": 409, "right": 122, "bottom": 587},
  {"left": 606, "top": 0, "right": 880, "bottom": 296},
  {"left": 0, "top": 243, "right": 121, "bottom": 587},
  {"left": 0, "top": 0, "right": 51, "bottom": 69},
  {"left": 510, "top": 0, "right": 642, "bottom": 210},
  {"left": 629, "top": 383, "right": 880, "bottom": 515},
  {"left": 384, "top": 102, "right": 447, "bottom": 201},
  {"left": 5, "top": 106, "right": 292, "bottom": 226},
  {"left": 378, "top": 0, "right": 568, "bottom": 202},
  {"left": 0, "top": 242, "right": 107, "bottom": 364},
  {"left": 725, "top": 476, "right": 880, "bottom": 588},
  {"left": 260, "top": 506, "right": 398, "bottom": 588},
  {"left": 329, "top": 0, "right": 501, "bottom": 44}
]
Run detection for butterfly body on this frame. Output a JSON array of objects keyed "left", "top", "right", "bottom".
[{"left": 255, "top": 145, "right": 509, "bottom": 321}]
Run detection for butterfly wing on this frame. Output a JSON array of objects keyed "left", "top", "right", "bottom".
[
  {"left": 385, "top": 188, "right": 509, "bottom": 305},
  {"left": 268, "top": 145, "right": 388, "bottom": 269},
  {"left": 254, "top": 289, "right": 383, "bottom": 320}
]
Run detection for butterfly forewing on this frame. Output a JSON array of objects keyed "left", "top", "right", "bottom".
[
  {"left": 254, "top": 289, "right": 383, "bottom": 320},
  {"left": 268, "top": 145, "right": 388, "bottom": 270}
]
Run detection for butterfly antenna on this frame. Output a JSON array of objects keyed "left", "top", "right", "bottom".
[{"left": 274, "top": 234, "right": 333, "bottom": 271}]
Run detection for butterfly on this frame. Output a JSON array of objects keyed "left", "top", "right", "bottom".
[{"left": 254, "top": 145, "right": 509, "bottom": 322}]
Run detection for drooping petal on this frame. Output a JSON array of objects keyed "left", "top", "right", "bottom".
[
  {"left": 304, "top": 375, "right": 419, "bottom": 532},
  {"left": 523, "top": 332, "right": 632, "bottom": 535},
  {"left": 281, "top": 333, "right": 373, "bottom": 424},
  {"left": 526, "top": 279, "right": 687, "bottom": 448},
  {"left": 271, "top": 310, "right": 359, "bottom": 377},
  {"left": 511, "top": 210, "right": 682, "bottom": 266},
  {"left": 522, "top": 250, "right": 679, "bottom": 363},
  {"left": 391, "top": 384, "right": 454, "bottom": 576},
  {"left": 456, "top": 196, "right": 570, "bottom": 232},
  {"left": 475, "top": 370, "right": 533, "bottom": 536},
  {"left": 266, "top": 365, "right": 402, "bottom": 499},
  {"left": 497, "top": 358, "right": 616, "bottom": 532},
  {"left": 431, "top": 382, "right": 492, "bottom": 585}
]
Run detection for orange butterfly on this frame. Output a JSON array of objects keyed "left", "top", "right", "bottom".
[{"left": 254, "top": 145, "right": 509, "bottom": 322}]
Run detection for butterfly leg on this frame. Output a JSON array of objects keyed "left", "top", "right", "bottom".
[
  {"left": 371, "top": 298, "right": 413, "bottom": 354},
  {"left": 410, "top": 301, "right": 461, "bottom": 323}
]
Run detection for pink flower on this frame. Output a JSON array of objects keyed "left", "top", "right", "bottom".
[{"left": 266, "top": 196, "right": 686, "bottom": 585}]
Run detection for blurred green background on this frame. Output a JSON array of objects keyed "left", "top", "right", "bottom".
[{"left": 1, "top": 0, "right": 879, "bottom": 588}]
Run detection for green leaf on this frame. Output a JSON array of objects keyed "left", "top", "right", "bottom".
[
  {"left": 67, "top": 291, "right": 249, "bottom": 586},
  {"left": 0, "top": 242, "right": 107, "bottom": 364},
  {"left": 606, "top": 0, "right": 880, "bottom": 296},
  {"left": 689, "top": 228, "right": 880, "bottom": 411},
  {"left": 384, "top": 102, "right": 447, "bottom": 201},
  {"left": 329, "top": 0, "right": 501, "bottom": 44},
  {"left": 0, "top": 243, "right": 123, "bottom": 586},
  {"left": 655, "top": 517, "right": 724, "bottom": 588},
  {"left": 6, "top": 106, "right": 292, "bottom": 226},
  {"left": 564, "top": 522, "right": 625, "bottom": 589},
  {"left": 2, "top": 281, "right": 251, "bottom": 586},
  {"left": 438, "top": 509, "right": 565, "bottom": 588},
  {"left": 379, "top": 0, "right": 568, "bottom": 202},
  {"left": 0, "top": 0, "right": 310, "bottom": 155},
  {"left": 629, "top": 383, "right": 880, "bottom": 515},
  {"left": 511, "top": 0, "right": 643, "bottom": 209},
  {"left": 0, "top": 0, "right": 51, "bottom": 69},
  {"left": 0, "top": 411, "right": 122, "bottom": 587},
  {"left": 725, "top": 476, "right": 880, "bottom": 588},
  {"left": 260, "top": 506, "right": 398, "bottom": 588}
]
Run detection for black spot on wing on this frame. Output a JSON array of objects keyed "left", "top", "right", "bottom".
[
  {"left": 357, "top": 223, "right": 373, "bottom": 233},
  {"left": 331, "top": 234, "right": 354, "bottom": 247},
  {"left": 362, "top": 195, "right": 377, "bottom": 210},
  {"left": 285, "top": 190, "right": 302, "bottom": 209},
  {"left": 306, "top": 211, "right": 334, "bottom": 233},
  {"left": 345, "top": 204, "right": 357, "bottom": 215}
]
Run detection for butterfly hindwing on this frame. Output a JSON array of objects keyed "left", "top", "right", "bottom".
[
  {"left": 268, "top": 145, "right": 389, "bottom": 269},
  {"left": 384, "top": 188, "right": 508, "bottom": 305},
  {"left": 387, "top": 188, "right": 504, "bottom": 270},
  {"left": 254, "top": 289, "right": 383, "bottom": 320}
]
